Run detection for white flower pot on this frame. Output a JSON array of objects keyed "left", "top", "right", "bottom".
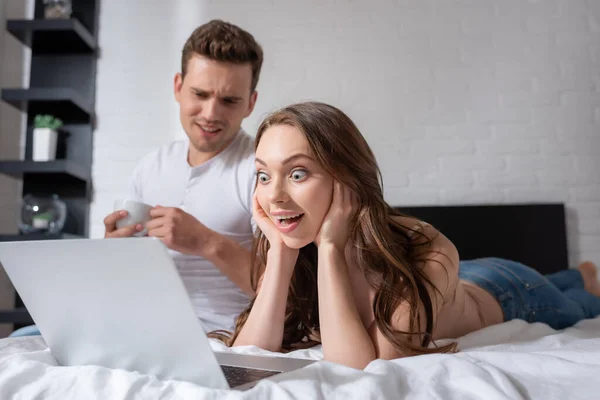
[{"left": 32, "top": 127, "right": 58, "bottom": 161}]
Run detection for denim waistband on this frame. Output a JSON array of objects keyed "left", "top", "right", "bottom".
[{"left": 458, "top": 257, "right": 549, "bottom": 323}]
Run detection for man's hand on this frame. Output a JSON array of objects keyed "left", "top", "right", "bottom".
[
  {"left": 104, "top": 210, "right": 144, "bottom": 238},
  {"left": 146, "top": 205, "right": 211, "bottom": 256}
]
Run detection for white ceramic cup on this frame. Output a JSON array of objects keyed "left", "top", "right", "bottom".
[{"left": 113, "top": 199, "right": 153, "bottom": 237}]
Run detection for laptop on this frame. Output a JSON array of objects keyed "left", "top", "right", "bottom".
[{"left": 0, "top": 237, "right": 315, "bottom": 390}]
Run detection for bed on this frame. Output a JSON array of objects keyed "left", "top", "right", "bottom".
[
  {"left": 1, "top": 203, "right": 599, "bottom": 399},
  {"left": 2, "top": 317, "right": 600, "bottom": 399}
]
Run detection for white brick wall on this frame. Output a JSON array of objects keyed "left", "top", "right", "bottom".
[{"left": 91, "top": 0, "right": 600, "bottom": 267}]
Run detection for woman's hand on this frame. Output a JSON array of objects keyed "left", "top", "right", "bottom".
[
  {"left": 253, "top": 194, "right": 299, "bottom": 260},
  {"left": 315, "top": 181, "right": 357, "bottom": 250}
]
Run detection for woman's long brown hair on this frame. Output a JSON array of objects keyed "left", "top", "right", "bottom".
[{"left": 209, "top": 102, "right": 457, "bottom": 355}]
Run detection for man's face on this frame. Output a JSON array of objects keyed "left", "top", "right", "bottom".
[{"left": 174, "top": 55, "right": 257, "bottom": 163}]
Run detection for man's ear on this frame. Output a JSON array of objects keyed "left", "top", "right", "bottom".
[
  {"left": 174, "top": 73, "right": 184, "bottom": 103},
  {"left": 245, "top": 91, "right": 258, "bottom": 117}
]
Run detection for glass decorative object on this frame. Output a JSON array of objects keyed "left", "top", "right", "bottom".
[
  {"left": 43, "top": 0, "right": 72, "bottom": 19},
  {"left": 19, "top": 194, "right": 67, "bottom": 235}
]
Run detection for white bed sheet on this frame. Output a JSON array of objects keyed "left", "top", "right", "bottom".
[{"left": 2, "top": 316, "right": 600, "bottom": 399}]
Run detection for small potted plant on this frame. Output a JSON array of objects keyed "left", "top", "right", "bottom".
[{"left": 33, "top": 114, "right": 63, "bottom": 162}]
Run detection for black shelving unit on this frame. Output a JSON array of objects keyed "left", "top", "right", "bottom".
[
  {"left": 0, "top": 233, "right": 82, "bottom": 242},
  {"left": 0, "top": 0, "right": 100, "bottom": 330},
  {"left": 7, "top": 18, "right": 96, "bottom": 53},
  {"left": 2, "top": 87, "right": 93, "bottom": 122},
  {"left": 0, "top": 160, "right": 90, "bottom": 181}
]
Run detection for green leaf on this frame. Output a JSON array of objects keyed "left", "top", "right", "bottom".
[{"left": 33, "top": 114, "right": 63, "bottom": 130}]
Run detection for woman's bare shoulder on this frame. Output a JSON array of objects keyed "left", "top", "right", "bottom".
[
  {"left": 391, "top": 215, "right": 433, "bottom": 239},
  {"left": 392, "top": 215, "right": 460, "bottom": 293}
]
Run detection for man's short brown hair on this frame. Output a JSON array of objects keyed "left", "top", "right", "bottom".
[{"left": 181, "top": 20, "right": 264, "bottom": 93}]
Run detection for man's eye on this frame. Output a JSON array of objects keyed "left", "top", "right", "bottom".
[
  {"left": 291, "top": 170, "right": 307, "bottom": 181},
  {"left": 257, "top": 172, "right": 270, "bottom": 183}
]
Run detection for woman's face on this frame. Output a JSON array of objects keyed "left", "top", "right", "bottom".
[{"left": 255, "top": 124, "right": 333, "bottom": 249}]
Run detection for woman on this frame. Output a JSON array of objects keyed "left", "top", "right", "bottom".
[{"left": 210, "top": 101, "right": 600, "bottom": 369}]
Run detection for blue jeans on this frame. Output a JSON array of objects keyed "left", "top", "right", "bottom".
[
  {"left": 9, "top": 324, "right": 41, "bottom": 337},
  {"left": 459, "top": 257, "right": 600, "bottom": 330}
]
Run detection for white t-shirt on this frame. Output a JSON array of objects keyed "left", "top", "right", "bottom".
[{"left": 128, "top": 129, "right": 256, "bottom": 332}]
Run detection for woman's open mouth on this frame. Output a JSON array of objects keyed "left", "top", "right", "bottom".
[{"left": 274, "top": 213, "right": 305, "bottom": 233}]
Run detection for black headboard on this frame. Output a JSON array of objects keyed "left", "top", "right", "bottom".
[{"left": 395, "top": 203, "right": 569, "bottom": 275}]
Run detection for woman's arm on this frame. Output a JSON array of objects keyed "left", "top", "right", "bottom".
[
  {"left": 371, "top": 223, "right": 460, "bottom": 360},
  {"left": 315, "top": 182, "right": 376, "bottom": 369},
  {"left": 232, "top": 248, "right": 297, "bottom": 351},
  {"left": 317, "top": 244, "right": 376, "bottom": 369},
  {"left": 318, "top": 220, "right": 460, "bottom": 368},
  {"left": 233, "top": 194, "right": 299, "bottom": 351}
]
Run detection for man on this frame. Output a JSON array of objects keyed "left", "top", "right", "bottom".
[{"left": 103, "top": 19, "right": 262, "bottom": 332}]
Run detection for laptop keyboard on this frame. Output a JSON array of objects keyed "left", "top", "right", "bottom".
[{"left": 220, "top": 364, "right": 281, "bottom": 388}]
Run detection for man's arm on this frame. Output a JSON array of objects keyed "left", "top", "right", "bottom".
[
  {"left": 146, "top": 206, "right": 255, "bottom": 295},
  {"left": 202, "top": 228, "right": 254, "bottom": 295}
]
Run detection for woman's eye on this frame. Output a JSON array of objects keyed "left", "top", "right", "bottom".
[
  {"left": 257, "top": 172, "right": 270, "bottom": 183},
  {"left": 291, "top": 170, "right": 307, "bottom": 181}
]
